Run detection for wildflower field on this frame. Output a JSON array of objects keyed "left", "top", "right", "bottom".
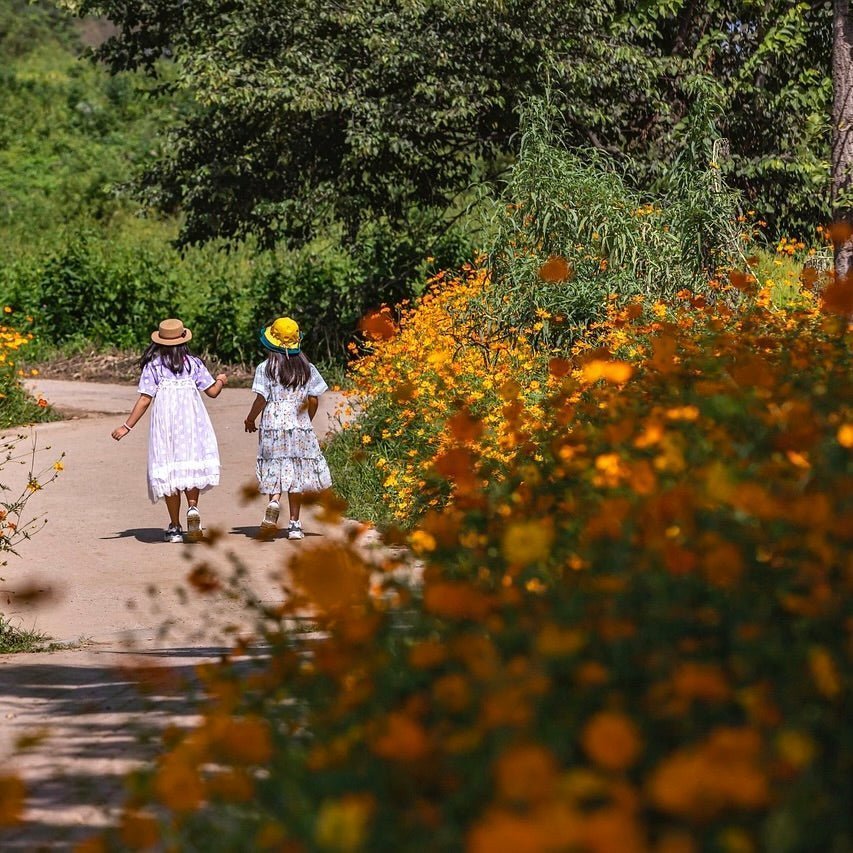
[{"left": 78, "top": 244, "right": 852, "bottom": 853}]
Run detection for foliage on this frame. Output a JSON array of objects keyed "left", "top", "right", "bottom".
[
  {"left": 601, "top": 0, "right": 832, "bottom": 234},
  {"left": 0, "top": 7, "right": 173, "bottom": 252},
  {"left": 0, "top": 0, "right": 74, "bottom": 60},
  {"left": 71, "top": 0, "right": 609, "bottom": 249},
  {"left": 1, "top": 226, "right": 471, "bottom": 365},
  {"left": 1, "top": 4, "right": 452, "bottom": 364},
  {"left": 464, "top": 97, "right": 744, "bottom": 350},
  {"left": 70, "top": 0, "right": 830, "bottom": 250},
  {"left": 0, "top": 318, "right": 55, "bottom": 429},
  {"left": 91, "top": 275, "right": 852, "bottom": 852}
]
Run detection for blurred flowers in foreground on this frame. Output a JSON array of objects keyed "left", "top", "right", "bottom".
[{"left": 64, "top": 260, "right": 852, "bottom": 852}]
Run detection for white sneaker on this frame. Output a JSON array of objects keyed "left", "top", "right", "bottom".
[
  {"left": 287, "top": 520, "right": 304, "bottom": 541},
  {"left": 186, "top": 506, "right": 202, "bottom": 541},
  {"left": 261, "top": 500, "right": 281, "bottom": 529},
  {"left": 164, "top": 523, "right": 183, "bottom": 543}
]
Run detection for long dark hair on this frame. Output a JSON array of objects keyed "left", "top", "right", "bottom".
[
  {"left": 265, "top": 350, "right": 311, "bottom": 389},
  {"left": 140, "top": 342, "right": 199, "bottom": 375}
]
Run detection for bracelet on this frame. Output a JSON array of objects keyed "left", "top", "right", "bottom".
[{"left": 122, "top": 423, "right": 133, "bottom": 431}]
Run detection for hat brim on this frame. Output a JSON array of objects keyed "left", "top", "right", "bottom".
[
  {"left": 152, "top": 329, "right": 192, "bottom": 346},
  {"left": 259, "top": 327, "right": 300, "bottom": 354}
]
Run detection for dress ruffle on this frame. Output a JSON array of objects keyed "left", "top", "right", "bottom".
[
  {"left": 256, "top": 427, "right": 331, "bottom": 494},
  {"left": 148, "top": 459, "right": 220, "bottom": 502},
  {"left": 256, "top": 456, "right": 332, "bottom": 495}
]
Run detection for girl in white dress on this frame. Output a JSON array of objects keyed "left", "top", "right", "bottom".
[
  {"left": 112, "top": 318, "right": 227, "bottom": 542},
  {"left": 243, "top": 317, "right": 331, "bottom": 540}
]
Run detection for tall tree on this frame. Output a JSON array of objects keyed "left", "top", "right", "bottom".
[
  {"left": 832, "top": 0, "right": 853, "bottom": 275},
  {"left": 68, "top": 0, "right": 832, "bottom": 254}
]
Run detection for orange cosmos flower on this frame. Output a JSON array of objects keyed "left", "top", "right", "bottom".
[{"left": 581, "top": 711, "right": 642, "bottom": 771}]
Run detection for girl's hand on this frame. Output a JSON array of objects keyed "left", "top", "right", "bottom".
[
  {"left": 216, "top": 373, "right": 228, "bottom": 385},
  {"left": 111, "top": 425, "right": 130, "bottom": 441},
  {"left": 244, "top": 417, "right": 257, "bottom": 433}
]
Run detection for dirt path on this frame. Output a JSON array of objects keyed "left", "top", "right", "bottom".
[{"left": 0, "top": 379, "right": 352, "bottom": 847}]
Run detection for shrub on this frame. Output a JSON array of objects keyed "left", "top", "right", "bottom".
[
  {"left": 0, "top": 316, "right": 54, "bottom": 428},
  {"left": 34, "top": 236, "right": 176, "bottom": 347},
  {"left": 328, "top": 263, "right": 545, "bottom": 523},
  {"left": 464, "top": 99, "right": 745, "bottom": 351}
]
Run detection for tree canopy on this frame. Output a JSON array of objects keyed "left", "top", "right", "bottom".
[{"left": 71, "top": 0, "right": 832, "bottom": 249}]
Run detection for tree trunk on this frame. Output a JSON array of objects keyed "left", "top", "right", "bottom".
[{"left": 832, "top": 0, "right": 853, "bottom": 276}]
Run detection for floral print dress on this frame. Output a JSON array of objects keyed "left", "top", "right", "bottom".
[
  {"left": 252, "top": 360, "right": 332, "bottom": 495},
  {"left": 138, "top": 356, "right": 221, "bottom": 502}
]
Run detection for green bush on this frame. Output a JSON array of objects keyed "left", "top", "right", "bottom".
[
  {"left": 466, "top": 98, "right": 744, "bottom": 350},
  {"left": 0, "top": 7, "right": 478, "bottom": 366}
]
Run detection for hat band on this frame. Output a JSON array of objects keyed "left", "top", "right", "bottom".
[
  {"left": 271, "top": 333, "right": 298, "bottom": 348},
  {"left": 160, "top": 329, "right": 187, "bottom": 340}
]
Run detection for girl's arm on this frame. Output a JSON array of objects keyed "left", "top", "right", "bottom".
[
  {"left": 306, "top": 396, "right": 319, "bottom": 421},
  {"left": 244, "top": 393, "right": 267, "bottom": 432},
  {"left": 204, "top": 373, "right": 228, "bottom": 398},
  {"left": 111, "top": 394, "right": 152, "bottom": 441}
]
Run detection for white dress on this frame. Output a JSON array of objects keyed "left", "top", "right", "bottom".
[
  {"left": 138, "top": 357, "right": 221, "bottom": 502},
  {"left": 252, "top": 360, "right": 332, "bottom": 495}
]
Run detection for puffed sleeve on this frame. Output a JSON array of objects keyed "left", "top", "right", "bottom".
[
  {"left": 306, "top": 363, "right": 329, "bottom": 397},
  {"left": 137, "top": 362, "right": 159, "bottom": 397},
  {"left": 192, "top": 358, "right": 215, "bottom": 391},
  {"left": 252, "top": 362, "right": 271, "bottom": 399}
]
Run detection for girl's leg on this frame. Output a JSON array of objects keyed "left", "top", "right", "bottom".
[
  {"left": 288, "top": 492, "right": 301, "bottom": 521},
  {"left": 164, "top": 493, "right": 181, "bottom": 526},
  {"left": 185, "top": 487, "right": 200, "bottom": 507},
  {"left": 261, "top": 492, "right": 282, "bottom": 529}
]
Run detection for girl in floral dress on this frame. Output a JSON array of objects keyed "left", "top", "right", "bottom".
[
  {"left": 243, "top": 317, "right": 332, "bottom": 540},
  {"left": 112, "top": 318, "right": 227, "bottom": 542}
]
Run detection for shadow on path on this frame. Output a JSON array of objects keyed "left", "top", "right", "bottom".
[
  {"left": 0, "top": 646, "right": 263, "bottom": 848},
  {"left": 99, "top": 527, "right": 166, "bottom": 544},
  {"left": 229, "top": 525, "right": 323, "bottom": 541}
]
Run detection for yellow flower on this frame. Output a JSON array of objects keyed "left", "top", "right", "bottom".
[
  {"left": 838, "top": 423, "right": 853, "bottom": 448},
  {"left": 53, "top": 460, "right": 64, "bottom": 472},
  {"left": 775, "top": 730, "right": 817, "bottom": 769},
  {"left": 665, "top": 405, "right": 699, "bottom": 421},
  {"left": 501, "top": 519, "right": 554, "bottom": 565},
  {"left": 582, "top": 359, "right": 633, "bottom": 384},
  {"left": 808, "top": 646, "right": 841, "bottom": 699},
  {"left": 315, "top": 794, "right": 374, "bottom": 852},
  {"left": 409, "top": 530, "right": 437, "bottom": 553}
]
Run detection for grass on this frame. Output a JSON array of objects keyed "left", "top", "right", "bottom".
[
  {"left": 324, "top": 422, "right": 393, "bottom": 527},
  {"left": 0, "top": 383, "right": 60, "bottom": 429},
  {"left": 0, "top": 614, "right": 51, "bottom": 653},
  {"left": 0, "top": 614, "right": 90, "bottom": 653}
]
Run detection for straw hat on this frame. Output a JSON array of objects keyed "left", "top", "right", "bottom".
[
  {"left": 151, "top": 318, "right": 192, "bottom": 346},
  {"left": 260, "top": 317, "right": 301, "bottom": 354}
]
